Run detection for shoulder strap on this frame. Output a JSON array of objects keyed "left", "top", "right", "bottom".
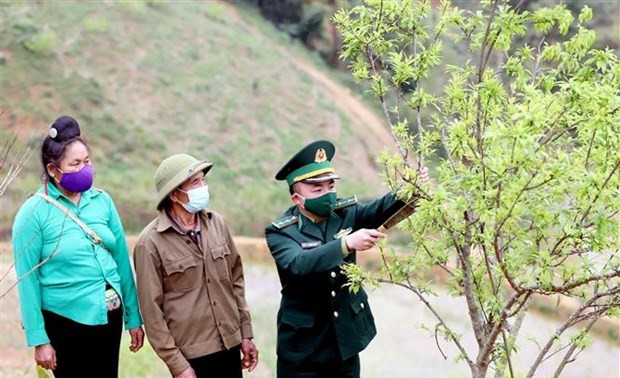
[
  {"left": 34, "top": 193, "right": 102, "bottom": 245},
  {"left": 333, "top": 195, "right": 358, "bottom": 211},
  {"left": 271, "top": 214, "right": 299, "bottom": 230}
]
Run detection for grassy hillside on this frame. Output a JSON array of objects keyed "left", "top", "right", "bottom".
[{"left": 0, "top": 0, "right": 393, "bottom": 236}]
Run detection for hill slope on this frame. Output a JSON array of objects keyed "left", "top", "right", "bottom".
[{"left": 0, "top": 0, "right": 394, "bottom": 236}]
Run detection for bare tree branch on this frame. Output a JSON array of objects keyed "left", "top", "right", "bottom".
[{"left": 525, "top": 287, "right": 619, "bottom": 378}]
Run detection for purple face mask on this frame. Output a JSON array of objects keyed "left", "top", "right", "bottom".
[{"left": 58, "top": 164, "right": 94, "bottom": 193}]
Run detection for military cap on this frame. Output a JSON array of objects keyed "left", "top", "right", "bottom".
[
  {"left": 154, "top": 153, "right": 213, "bottom": 210},
  {"left": 275, "top": 140, "right": 340, "bottom": 186}
]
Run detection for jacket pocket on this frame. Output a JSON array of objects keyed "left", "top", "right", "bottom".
[
  {"left": 210, "top": 244, "right": 231, "bottom": 259},
  {"left": 350, "top": 292, "right": 374, "bottom": 338},
  {"left": 162, "top": 255, "right": 201, "bottom": 292},
  {"left": 209, "top": 243, "right": 231, "bottom": 279},
  {"left": 279, "top": 309, "right": 316, "bottom": 353},
  {"left": 281, "top": 309, "right": 315, "bottom": 330},
  {"left": 351, "top": 298, "right": 365, "bottom": 313}
]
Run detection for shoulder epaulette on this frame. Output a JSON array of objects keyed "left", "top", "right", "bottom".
[
  {"left": 272, "top": 215, "right": 299, "bottom": 229},
  {"left": 333, "top": 195, "right": 358, "bottom": 210}
]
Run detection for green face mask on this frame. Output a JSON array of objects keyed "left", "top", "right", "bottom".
[{"left": 302, "top": 192, "right": 337, "bottom": 217}]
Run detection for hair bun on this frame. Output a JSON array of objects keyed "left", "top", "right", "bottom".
[{"left": 49, "top": 115, "right": 81, "bottom": 142}]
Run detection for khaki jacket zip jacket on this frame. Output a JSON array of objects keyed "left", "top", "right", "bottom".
[{"left": 134, "top": 209, "right": 253, "bottom": 375}]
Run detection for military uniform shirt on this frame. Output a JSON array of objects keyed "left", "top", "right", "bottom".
[{"left": 265, "top": 192, "right": 404, "bottom": 364}]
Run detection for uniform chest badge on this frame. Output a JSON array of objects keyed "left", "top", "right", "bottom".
[
  {"left": 333, "top": 227, "right": 352, "bottom": 239},
  {"left": 301, "top": 241, "right": 322, "bottom": 249}
]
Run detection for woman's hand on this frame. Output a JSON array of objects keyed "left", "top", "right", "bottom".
[
  {"left": 128, "top": 326, "right": 145, "bottom": 353},
  {"left": 34, "top": 343, "right": 56, "bottom": 370}
]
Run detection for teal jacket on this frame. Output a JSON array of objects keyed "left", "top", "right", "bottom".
[
  {"left": 265, "top": 192, "right": 404, "bottom": 364},
  {"left": 12, "top": 182, "right": 143, "bottom": 347}
]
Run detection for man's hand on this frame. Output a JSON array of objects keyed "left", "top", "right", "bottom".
[
  {"left": 241, "top": 338, "right": 259, "bottom": 372},
  {"left": 345, "top": 228, "right": 386, "bottom": 251},
  {"left": 128, "top": 326, "right": 145, "bottom": 353},
  {"left": 34, "top": 343, "right": 56, "bottom": 370},
  {"left": 173, "top": 367, "right": 197, "bottom": 378},
  {"left": 418, "top": 166, "right": 430, "bottom": 183}
]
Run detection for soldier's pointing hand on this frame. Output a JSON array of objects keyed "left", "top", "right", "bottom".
[{"left": 345, "top": 228, "right": 386, "bottom": 251}]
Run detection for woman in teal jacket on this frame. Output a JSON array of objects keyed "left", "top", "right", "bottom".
[{"left": 12, "top": 115, "right": 144, "bottom": 378}]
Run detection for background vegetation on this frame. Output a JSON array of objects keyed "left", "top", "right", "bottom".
[{"left": 0, "top": 0, "right": 393, "bottom": 238}]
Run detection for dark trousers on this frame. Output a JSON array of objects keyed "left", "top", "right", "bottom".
[
  {"left": 42, "top": 308, "right": 123, "bottom": 378},
  {"left": 277, "top": 354, "right": 361, "bottom": 378},
  {"left": 187, "top": 346, "right": 242, "bottom": 378}
]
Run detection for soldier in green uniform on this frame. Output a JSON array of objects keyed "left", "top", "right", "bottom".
[{"left": 265, "top": 140, "right": 427, "bottom": 378}]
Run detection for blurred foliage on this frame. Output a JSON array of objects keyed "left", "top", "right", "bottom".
[
  {"left": 245, "top": 0, "right": 618, "bottom": 168},
  {"left": 35, "top": 366, "right": 53, "bottom": 378},
  {"left": 240, "top": 0, "right": 346, "bottom": 66},
  {"left": 246, "top": 0, "right": 618, "bottom": 68}
]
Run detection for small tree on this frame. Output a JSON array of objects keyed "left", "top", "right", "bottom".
[{"left": 333, "top": 1, "right": 619, "bottom": 377}]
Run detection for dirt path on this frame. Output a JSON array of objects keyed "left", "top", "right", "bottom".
[
  {"left": 2, "top": 259, "right": 617, "bottom": 378},
  {"left": 2, "top": 235, "right": 619, "bottom": 341},
  {"left": 220, "top": 2, "right": 396, "bottom": 154}
]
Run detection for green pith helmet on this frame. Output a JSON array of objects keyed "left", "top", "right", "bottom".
[
  {"left": 275, "top": 140, "right": 339, "bottom": 186},
  {"left": 154, "top": 153, "right": 213, "bottom": 210}
]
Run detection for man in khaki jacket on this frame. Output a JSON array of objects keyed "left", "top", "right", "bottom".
[{"left": 134, "top": 154, "right": 258, "bottom": 378}]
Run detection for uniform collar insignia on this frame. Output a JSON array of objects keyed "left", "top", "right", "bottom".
[
  {"left": 333, "top": 227, "right": 352, "bottom": 239},
  {"left": 301, "top": 241, "right": 322, "bottom": 249}
]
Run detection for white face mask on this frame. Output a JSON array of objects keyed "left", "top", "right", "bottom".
[{"left": 178, "top": 185, "right": 210, "bottom": 213}]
